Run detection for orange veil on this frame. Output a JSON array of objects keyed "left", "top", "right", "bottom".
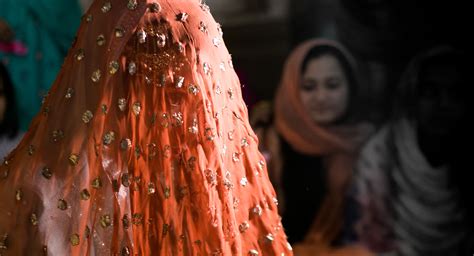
[{"left": 0, "top": 1, "right": 292, "bottom": 255}]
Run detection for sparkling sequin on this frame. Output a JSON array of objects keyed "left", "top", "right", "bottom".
[
  {"left": 28, "top": 145, "right": 35, "bottom": 155},
  {"left": 172, "top": 112, "right": 184, "bottom": 126},
  {"left": 199, "top": 21, "right": 208, "bottom": 34},
  {"left": 100, "top": 214, "right": 112, "bottom": 228},
  {"left": 57, "top": 199, "right": 68, "bottom": 210},
  {"left": 30, "top": 213, "right": 38, "bottom": 226},
  {"left": 162, "top": 223, "right": 170, "bottom": 236},
  {"left": 132, "top": 102, "right": 141, "bottom": 116},
  {"left": 232, "top": 152, "right": 240, "bottom": 162},
  {"left": 188, "top": 119, "right": 198, "bottom": 134},
  {"left": 188, "top": 84, "right": 199, "bottom": 95},
  {"left": 132, "top": 213, "right": 143, "bottom": 225},
  {"left": 118, "top": 98, "right": 127, "bottom": 111},
  {"left": 273, "top": 197, "right": 279, "bottom": 206},
  {"left": 121, "top": 246, "right": 131, "bottom": 256},
  {"left": 177, "top": 42, "right": 185, "bottom": 53},
  {"left": 227, "top": 88, "right": 234, "bottom": 99},
  {"left": 219, "top": 62, "right": 226, "bottom": 71},
  {"left": 80, "top": 189, "right": 91, "bottom": 200},
  {"left": 96, "top": 34, "right": 106, "bottom": 46},
  {"left": 70, "top": 233, "right": 80, "bottom": 246},
  {"left": 241, "top": 138, "right": 249, "bottom": 147},
  {"left": 92, "top": 177, "right": 103, "bottom": 189},
  {"left": 65, "top": 88, "right": 74, "bottom": 99},
  {"left": 200, "top": 3, "right": 210, "bottom": 12},
  {"left": 69, "top": 154, "right": 79, "bottom": 166},
  {"left": 85, "top": 14, "right": 93, "bottom": 22},
  {"left": 109, "top": 61, "right": 120, "bottom": 74},
  {"left": 252, "top": 205, "right": 263, "bottom": 216},
  {"left": 217, "top": 23, "right": 224, "bottom": 37},
  {"left": 212, "top": 38, "right": 221, "bottom": 47},
  {"left": 249, "top": 249, "right": 259, "bottom": 256},
  {"left": 203, "top": 62, "right": 211, "bottom": 75},
  {"left": 176, "top": 12, "right": 189, "bottom": 22},
  {"left": 240, "top": 177, "right": 248, "bottom": 187},
  {"left": 115, "top": 27, "right": 125, "bottom": 38},
  {"left": 122, "top": 214, "right": 130, "bottom": 230},
  {"left": 175, "top": 76, "right": 184, "bottom": 88},
  {"left": 103, "top": 131, "right": 115, "bottom": 145},
  {"left": 137, "top": 28, "right": 147, "bottom": 44},
  {"left": 91, "top": 69, "right": 102, "bottom": 83},
  {"left": 265, "top": 233, "right": 275, "bottom": 243},
  {"left": 127, "top": 0, "right": 138, "bottom": 10},
  {"left": 258, "top": 160, "right": 265, "bottom": 171},
  {"left": 156, "top": 33, "right": 166, "bottom": 48},
  {"left": 239, "top": 221, "right": 250, "bottom": 233},
  {"left": 128, "top": 61, "right": 137, "bottom": 75},
  {"left": 51, "top": 129, "right": 64, "bottom": 142},
  {"left": 120, "top": 138, "right": 132, "bottom": 150},
  {"left": 164, "top": 187, "right": 171, "bottom": 199},
  {"left": 101, "top": 2, "right": 111, "bottom": 13},
  {"left": 15, "top": 189, "right": 22, "bottom": 201},
  {"left": 147, "top": 182, "right": 156, "bottom": 194},
  {"left": 75, "top": 49, "right": 85, "bottom": 61},
  {"left": 41, "top": 167, "right": 52, "bottom": 179},
  {"left": 122, "top": 173, "right": 131, "bottom": 187},
  {"left": 82, "top": 110, "right": 93, "bottom": 124},
  {"left": 228, "top": 131, "right": 234, "bottom": 140},
  {"left": 148, "top": 3, "right": 161, "bottom": 13},
  {"left": 101, "top": 104, "right": 108, "bottom": 114}
]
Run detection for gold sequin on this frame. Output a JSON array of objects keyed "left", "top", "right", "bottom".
[
  {"left": 122, "top": 173, "right": 131, "bottom": 187},
  {"left": 101, "top": 104, "right": 108, "bottom": 114},
  {"left": 137, "top": 28, "right": 147, "bottom": 44},
  {"left": 164, "top": 187, "right": 171, "bottom": 199},
  {"left": 188, "top": 84, "right": 199, "bottom": 95},
  {"left": 175, "top": 76, "right": 184, "bottom": 88},
  {"left": 176, "top": 12, "right": 189, "bottom": 22},
  {"left": 232, "top": 152, "right": 241, "bottom": 162},
  {"left": 51, "top": 129, "right": 64, "bottom": 142},
  {"left": 265, "top": 233, "right": 275, "bottom": 243},
  {"left": 0, "top": 234, "right": 8, "bottom": 249},
  {"left": 100, "top": 214, "right": 112, "bottom": 228},
  {"left": 239, "top": 221, "right": 250, "bottom": 233},
  {"left": 70, "top": 233, "right": 80, "bottom": 246},
  {"left": 122, "top": 214, "right": 130, "bottom": 230},
  {"left": 65, "top": 88, "right": 74, "bottom": 99},
  {"left": 118, "top": 98, "right": 127, "bottom": 111},
  {"left": 75, "top": 49, "right": 85, "bottom": 61},
  {"left": 103, "top": 131, "right": 115, "bottom": 145},
  {"left": 121, "top": 246, "right": 131, "bottom": 256},
  {"left": 132, "top": 102, "right": 141, "bottom": 116},
  {"left": 147, "top": 182, "right": 156, "bottom": 194},
  {"left": 120, "top": 138, "right": 132, "bottom": 151},
  {"left": 69, "top": 154, "right": 79, "bottom": 166},
  {"left": 30, "top": 213, "right": 38, "bottom": 226},
  {"left": 188, "top": 119, "right": 198, "bottom": 134},
  {"left": 203, "top": 62, "right": 211, "bottom": 75},
  {"left": 92, "top": 177, "right": 103, "bottom": 189},
  {"left": 42, "top": 167, "right": 53, "bottom": 179},
  {"left": 132, "top": 213, "right": 143, "bottom": 225},
  {"left": 249, "top": 249, "right": 259, "bottom": 256},
  {"left": 240, "top": 177, "right": 248, "bottom": 187},
  {"left": 227, "top": 88, "right": 234, "bottom": 99},
  {"left": 91, "top": 69, "right": 102, "bottom": 83},
  {"left": 127, "top": 0, "right": 138, "bottom": 10},
  {"left": 156, "top": 33, "right": 166, "bottom": 48},
  {"left": 199, "top": 21, "right": 208, "bottom": 34},
  {"left": 115, "top": 27, "right": 125, "bottom": 38},
  {"left": 80, "top": 189, "right": 91, "bottom": 200},
  {"left": 241, "top": 138, "right": 249, "bottom": 147},
  {"left": 101, "top": 2, "right": 111, "bottom": 13},
  {"left": 109, "top": 61, "right": 120, "bottom": 74},
  {"left": 96, "top": 34, "right": 106, "bottom": 46},
  {"left": 82, "top": 110, "right": 93, "bottom": 124},
  {"left": 172, "top": 112, "right": 184, "bottom": 126},
  {"left": 85, "top": 14, "right": 93, "bottom": 23},
  {"left": 28, "top": 145, "right": 35, "bottom": 155},
  {"left": 57, "top": 199, "right": 68, "bottom": 210},
  {"left": 128, "top": 61, "right": 137, "bottom": 75},
  {"left": 252, "top": 205, "right": 263, "bottom": 216},
  {"left": 148, "top": 3, "right": 161, "bottom": 13}
]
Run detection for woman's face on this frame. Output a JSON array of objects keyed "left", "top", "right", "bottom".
[{"left": 300, "top": 54, "right": 350, "bottom": 125}]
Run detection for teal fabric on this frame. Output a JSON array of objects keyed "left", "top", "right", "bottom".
[{"left": 0, "top": 0, "right": 82, "bottom": 130}]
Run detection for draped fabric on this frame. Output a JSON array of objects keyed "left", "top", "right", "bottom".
[{"left": 0, "top": 1, "right": 292, "bottom": 255}]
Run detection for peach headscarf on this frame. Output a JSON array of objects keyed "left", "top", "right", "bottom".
[
  {"left": 274, "top": 39, "right": 373, "bottom": 246},
  {"left": 0, "top": 1, "right": 292, "bottom": 255}
]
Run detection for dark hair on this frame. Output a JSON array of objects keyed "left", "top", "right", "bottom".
[
  {"left": 301, "top": 45, "right": 360, "bottom": 123},
  {"left": 392, "top": 46, "right": 467, "bottom": 121},
  {"left": 0, "top": 63, "right": 19, "bottom": 138}
]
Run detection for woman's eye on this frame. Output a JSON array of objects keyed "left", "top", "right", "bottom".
[
  {"left": 302, "top": 82, "right": 316, "bottom": 91},
  {"left": 326, "top": 81, "right": 340, "bottom": 90}
]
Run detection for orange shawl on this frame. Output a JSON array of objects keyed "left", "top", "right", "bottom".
[
  {"left": 274, "top": 39, "right": 373, "bottom": 247},
  {"left": 0, "top": 1, "right": 292, "bottom": 255}
]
